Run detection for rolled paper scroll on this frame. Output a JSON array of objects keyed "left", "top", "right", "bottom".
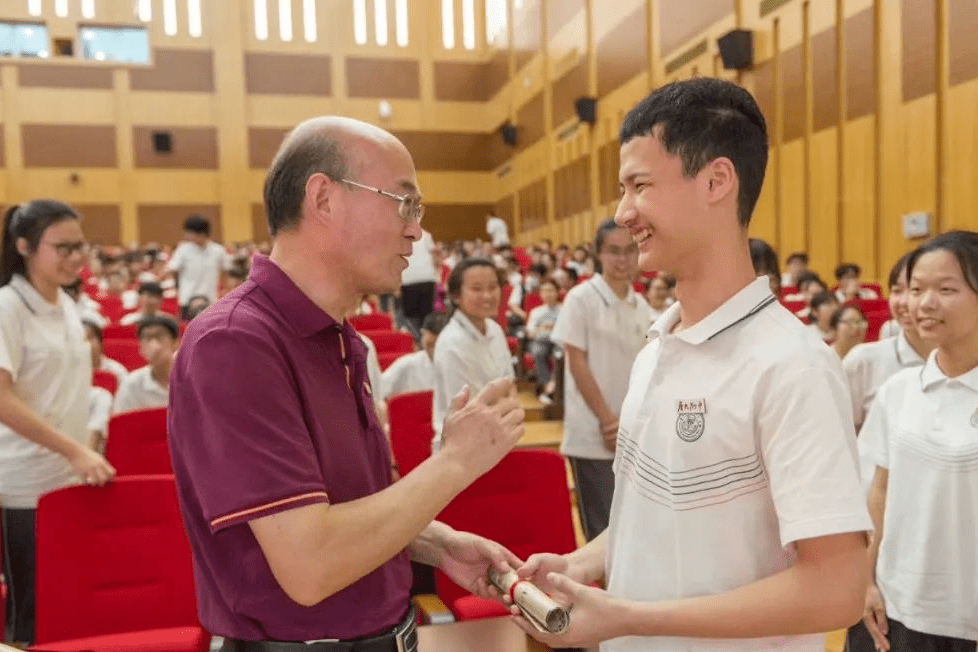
[{"left": 487, "top": 567, "right": 570, "bottom": 634}]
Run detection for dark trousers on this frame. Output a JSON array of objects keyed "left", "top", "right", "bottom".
[
  {"left": 847, "top": 617, "right": 976, "bottom": 652},
  {"left": 2, "top": 507, "right": 36, "bottom": 644},
  {"left": 530, "top": 339, "right": 557, "bottom": 387},
  {"left": 400, "top": 282, "right": 436, "bottom": 334},
  {"left": 567, "top": 457, "right": 614, "bottom": 542}
]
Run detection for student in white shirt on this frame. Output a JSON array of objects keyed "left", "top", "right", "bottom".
[
  {"left": 485, "top": 212, "right": 510, "bottom": 248},
  {"left": 400, "top": 228, "right": 438, "bottom": 334},
  {"left": 113, "top": 315, "right": 178, "bottom": 415},
  {"left": 853, "top": 231, "right": 978, "bottom": 652},
  {"left": 82, "top": 320, "right": 130, "bottom": 388},
  {"left": 514, "top": 78, "right": 870, "bottom": 652},
  {"left": 525, "top": 278, "right": 562, "bottom": 404},
  {"left": 807, "top": 290, "right": 840, "bottom": 341},
  {"left": 551, "top": 219, "right": 651, "bottom": 541},
  {"left": 166, "top": 214, "right": 227, "bottom": 318},
  {"left": 830, "top": 304, "right": 867, "bottom": 359},
  {"left": 835, "top": 263, "right": 880, "bottom": 302},
  {"left": 432, "top": 258, "right": 514, "bottom": 451},
  {"left": 119, "top": 281, "right": 176, "bottom": 326},
  {"left": 381, "top": 312, "right": 446, "bottom": 400},
  {"left": 644, "top": 274, "right": 674, "bottom": 322},
  {"left": 0, "top": 200, "right": 115, "bottom": 643}
]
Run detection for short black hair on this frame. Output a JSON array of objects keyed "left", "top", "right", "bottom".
[
  {"left": 830, "top": 304, "right": 866, "bottom": 330},
  {"left": 138, "top": 281, "right": 163, "bottom": 297},
  {"left": 887, "top": 250, "right": 916, "bottom": 289},
  {"left": 796, "top": 271, "right": 826, "bottom": 292},
  {"left": 183, "top": 214, "right": 211, "bottom": 236},
  {"left": 421, "top": 312, "right": 448, "bottom": 335},
  {"left": 528, "top": 263, "right": 547, "bottom": 277},
  {"left": 82, "top": 320, "right": 103, "bottom": 344},
  {"left": 593, "top": 218, "right": 623, "bottom": 274},
  {"left": 446, "top": 258, "right": 502, "bottom": 308},
  {"left": 810, "top": 290, "right": 838, "bottom": 312},
  {"left": 834, "top": 263, "right": 860, "bottom": 280},
  {"left": 906, "top": 230, "right": 978, "bottom": 298},
  {"left": 138, "top": 314, "right": 179, "bottom": 340},
  {"left": 2, "top": 200, "right": 81, "bottom": 286},
  {"left": 227, "top": 267, "right": 247, "bottom": 280},
  {"left": 786, "top": 252, "right": 809, "bottom": 265},
  {"left": 620, "top": 78, "right": 768, "bottom": 227},
  {"left": 749, "top": 238, "right": 780, "bottom": 279},
  {"left": 563, "top": 267, "right": 578, "bottom": 284}
]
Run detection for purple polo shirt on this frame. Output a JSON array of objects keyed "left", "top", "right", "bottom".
[{"left": 167, "top": 254, "right": 411, "bottom": 641}]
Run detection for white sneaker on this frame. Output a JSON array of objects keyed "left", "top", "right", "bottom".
[{"left": 537, "top": 393, "right": 553, "bottom": 406}]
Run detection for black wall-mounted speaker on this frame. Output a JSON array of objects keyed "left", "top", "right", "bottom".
[
  {"left": 717, "top": 29, "right": 753, "bottom": 70},
  {"left": 152, "top": 130, "right": 172, "bottom": 153},
  {"left": 574, "top": 97, "right": 597, "bottom": 125},
  {"left": 500, "top": 122, "right": 518, "bottom": 147}
]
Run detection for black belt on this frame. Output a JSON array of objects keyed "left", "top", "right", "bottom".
[{"left": 222, "top": 606, "right": 418, "bottom": 652}]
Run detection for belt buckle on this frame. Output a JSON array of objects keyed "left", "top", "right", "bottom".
[{"left": 393, "top": 607, "right": 416, "bottom": 652}]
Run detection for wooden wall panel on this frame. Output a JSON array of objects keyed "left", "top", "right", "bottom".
[
  {"left": 0, "top": 128, "right": 5, "bottom": 167},
  {"left": 944, "top": 80, "right": 978, "bottom": 230},
  {"left": 596, "top": 4, "right": 647, "bottom": 98},
  {"left": 750, "top": 60, "right": 775, "bottom": 129},
  {"left": 812, "top": 27, "right": 838, "bottom": 133},
  {"left": 137, "top": 204, "right": 222, "bottom": 247},
  {"left": 749, "top": 155, "right": 777, "bottom": 246},
  {"left": 18, "top": 64, "right": 113, "bottom": 89},
  {"left": 76, "top": 203, "right": 121, "bottom": 247},
  {"left": 133, "top": 126, "right": 218, "bottom": 169},
  {"left": 248, "top": 127, "right": 290, "bottom": 169},
  {"left": 549, "top": 0, "right": 585, "bottom": 40},
  {"left": 514, "top": 0, "right": 542, "bottom": 70},
  {"left": 129, "top": 49, "right": 214, "bottom": 92},
  {"left": 598, "top": 141, "right": 618, "bottom": 205},
  {"left": 251, "top": 203, "right": 271, "bottom": 244},
  {"left": 949, "top": 0, "right": 978, "bottom": 86},
  {"left": 551, "top": 59, "right": 588, "bottom": 127},
  {"left": 659, "top": 0, "right": 733, "bottom": 57},
  {"left": 808, "top": 129, "right": 839, "bottom": 279},
  {"left": 494, "top": 195, "right": 514, "bottom": 230},
  {"left": 515, "top": 92, "right": 546, "bottom": 153},
  {"left": 778, "top": 140, "right": 805, "bottom": 255},
  {"left": 21, "top": 124, "right": 117, "bottom": 167},
  {"left": 244, "top": 53, "right": 331, "bottom": 95},
  {"left": 518, "top": 179, "right": 547, "bottom": 230},
  {"left": 840, "top": 117, "right": 876, "bottom": 273},
  {"left": 902, "top": 0, "right": 936, "bottom": 102},
  {"left": 780, "top": 46, "right": 804, "bottom": 142},
  {"left": 346, "top": 58, "right": 420, "bottom": 99},
  {"left": 390, "top": 132, "right": 499, "bottom": 171},
  {"left": 846, "top": 9, "right": 875, "bottom": 120},
  {"left": 434, "top": 61, "right": 496, "bottom": 102},
  {"left": 423, "top": 203, "right": 495, "bottom": 242}
]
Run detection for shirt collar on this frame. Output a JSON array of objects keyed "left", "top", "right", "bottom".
[
  {"left": 452, "top": 310, "right": 492, "bottom": 341},
  {"left": 10, "top": 274, "right": 64, "bottom": 316},
  {"left": 248, "top": 254, "right": 340, "bottom": 338},
  {"left": 649, "top": 276, "right": 777, "bottom": 346},
  {"left": 590, "top": 274, "right": 636, "bottom": 308},
  {"left": 895, "top": 331, "right": 926, "bottom": 366},
  {"left": 919, "top": 349, "right": 978, "bottom": 392}
]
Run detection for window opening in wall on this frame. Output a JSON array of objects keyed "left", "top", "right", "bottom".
[
  {"left": 394, "top": 0, "right": 408, "bottom": 46},
  {"left": 137, "top": 0, "right": 152, "bottom": 21},
  {"left": 55, "top": 0, "right": 68, "bottom": 17},
  {"left": 187, "top": 0, "right": 202, "bottom": 37},
  {"left": 81, "top": 25, "right": 149, "bottom": 62},
  {"left": 353, "top": 0, "right": 367, "bottom": 44},
  {"left": 278, "top": 0, "right": 293, "bottom": 41},
  {"left": 0, "top": 21, "right": 49, "bottom": 57},
  {"left": 81, "top": 0, "right": 95, "bottom": 19},
  {"left": 441, "top": 0, "right": 454, "bottom": 48},
  {"left": 485, "top": 0, "right": 505, "bottom": 45},
  {"left": 461, "top": 0, "right": 475, "bottom": 49},
  {"left": 373, "top": 0, "right": 388, "bottom": 46},
  {"left": 254, "top": 0, "right": 268, "bottom": 39},
  {"left": 162, "top": 0, "right": 178, "bottom": 34},
  {"left": 27, "top": 0, "right": 42, "bottom": 17},
  {"left": 302, "top": 0, "right": 316, "bottom": 42}
]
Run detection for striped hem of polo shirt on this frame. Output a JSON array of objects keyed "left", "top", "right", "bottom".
[{"left": 210, "top": 491, "right": 330, "bottom": 530}]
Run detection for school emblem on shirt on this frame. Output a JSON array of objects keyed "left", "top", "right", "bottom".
[
  {"left": 970, "top": 406, "right": 978, "bottom": 429},
  {"left": 676, "top": 399, "right": 707, "bottom": 442}
]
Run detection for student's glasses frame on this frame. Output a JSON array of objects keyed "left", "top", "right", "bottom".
[
  {"left": 340, "top": 178, "right": 425, "bottom": 224},
  {"left": 42, "top": 240, "right": 89, "bottom": 258}
]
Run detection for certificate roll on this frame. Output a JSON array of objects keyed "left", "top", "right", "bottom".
[{"left": 487, "top": 567, "right": 570, "bottom": 634}]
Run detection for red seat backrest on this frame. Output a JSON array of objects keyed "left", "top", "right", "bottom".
[
  {"left": 102, "top": 339, "right": 145, "bottom": 372},
  {"left": 497, "top": 284, "right": 513, "bottom": 330},
  {"left": 103, "top": 323, "right": 138, "bottom": 340},
  {"left": 93, "top": 369, "right": 119, "bottom": 395},
  {"left": 523, "top": 291, "right": 543, "bottom": 313},
  {"left": 105, "top": 407, "right": 171, "bottom": 475},
  {"left": 387, "top": 391, "right": 434, "bottom": 476},
  {"left": 34, "top": 476, "right": 200, "bottom": 643},
  {"left": 94, "top": 293, "right": 125, "bottom": 323},
  {"left": 434, "top": 449, "right": 577, "bottom": 614},
  {"left": 361, "top": 330, "right": 415, "bottom": 354},
  {"left": 781, "top": 299, "right": 807, "bottom": 316},
  {"left": 864, "top": 309, "right": 891, "bottom": 343},
  {"left": 378, "top": 350, "right": 407, "bottom": 371},
  {"left": 349, "top": 313, "right": 394, "bottom": 331},
  {"left": 778, "top": 285, "right": 799, "bottom": 300}
]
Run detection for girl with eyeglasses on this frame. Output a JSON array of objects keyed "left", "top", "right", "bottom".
[
  {"left": 0, "top": 200, "right": 116, "bottom": 644},
  {"left": 848, "top": 231, "right": 978, "bottom": 652},
  {"left": 830, "top": 304, "right": 868, "bottom": 359}
]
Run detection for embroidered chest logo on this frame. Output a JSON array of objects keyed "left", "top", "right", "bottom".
[
  {"left": 676, "top": 399, "right": 707, "bottom": 442},
  {"left": 970, "top": 405, "right": 978, "bottom": 429}
]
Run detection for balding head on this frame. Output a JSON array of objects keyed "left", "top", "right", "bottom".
[{"left": 263, "top": 116, "right": 408, "bottom": 237}]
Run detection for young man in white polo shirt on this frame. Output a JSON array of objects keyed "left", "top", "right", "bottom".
[
  {"left": 166, "top": 215, "right": 227, "bottom": 319},
  {"left": 514, "top": 78, "right": 871, "bottom": 651},
  {"left": 113, "top": 315, "right": 178, "bottom": 415}
]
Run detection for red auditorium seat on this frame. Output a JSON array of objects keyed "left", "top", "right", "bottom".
[
  {"left": 103, "top": 323, "right": 138, "bottom": 340},
  {"left": 102, "top": 339, "right": 145, "bottom": 372},
  {"left": 434, "top": 449, "right": 577, "bottom": 622},
  {"left": 94, "top": 294, "right": 125, "bottom": 324},
  {"left": 523, "top": 291, "right": 543, "bottom": 314},
  {"left": 387, "top": 390, "right": 434, "bottom": 475},
  {"left": 349, "top": 313, "right": 394, "bottom": 331},
  {"left": 31, "top": 476, "right": 208, "bottom": 652},
  {"left": 361, "top": 330, "right": 415, "bottom": 355},
  {"left": 377, "top": 351, "right": 407, "bottom": 371},
  {"left": 93, "top": 369, "right": 119, "bottom": 395},
  {"left": 105, "top": 408, "right": 171, "bottom": 476},
  {"left": 864, "top": 310, "right": 892, "bottom": 343}
]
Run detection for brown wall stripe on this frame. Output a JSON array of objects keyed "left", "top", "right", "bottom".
[
  {"left": 751, "top": 60, "right": 775, "bottom": 134},
  {"left": 390, "top": 131, "right": 505, "bottom": 171},
  {"left": 551, "top": 59, "right": 588, "bottom": 127},
  {"left": 18, "top": 63, "right": 114, "bottom": 89},
  {"left": 433, "top": 61, "right": 496, "bottom": 102},
  {"left": 515, "top": 92, "right": 546, "bottom": 153},
  {"left": 129, "top": 48, "right": 214, "bottom": 92},
  {"left": 781, "top": 45, "right": 804, "bottom": 142},
  {"left": 949, "top": 0, "right": 978, "bottom": 86},
  {"left": 596, "top": 3, "right": 648, "bottom": 98},
  {"left": 346, "top": 57, "right": 420, "bottom": 99},
  {"left": 812, "top": 27, "right": 839, "bottom": 133},
  {"left": 251, "top": 202, "right": 270, "bottom": 244},
  {"left": 846, "top": 9, "right": 875, "bottom": 121},
  {"left": 76, "top": 203, "right": 121, "bottom": 246},
  {"left": 660, "top": 0, "right": 733, "bottom": 58},
  {"left": 902, "top": 0, "right": 936, "bottom": 103},
  {"left": 21, "top": 124, "right": 117, "bottom": 167},
  {"left": 137, "top": 204, "right": 222, "bottom": 246},
  {"left": 244, "top": 53, "right": 331, "bottom": 95},
  {"left": 248, "top": 127, "right": 290, "bottom": 169},
  {"left": 422, "top": 203, "right": 494, "bottom": 242},
  {"left": 133, "top": 126, "right": 218, "bottom": 169}
]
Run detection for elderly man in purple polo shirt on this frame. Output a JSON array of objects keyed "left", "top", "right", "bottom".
[{"left": 168, "top": 116, "right": 526, "bottom": 652}]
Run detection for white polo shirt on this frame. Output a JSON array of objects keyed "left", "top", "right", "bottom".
[
  {"left": 432, "top": 311, "right": 513, "bottom": 447},
  {"left": 112, "top": 366, "right": 169, "bottom": 415},
  {"left": 486, "top": 216, "right": 510, "bottom": 247},
  {"left": 88, "top": 386, "right": 113, "bottom": 434},
  {"left": 605, "top": 277, "right": 871, "bottom": 652},
  {"left": 381, "top": 350, "right": 434, "bottom": 400},
  {"left": 551, "top": 275, "right": 651, "bottom": 461},
  {"left": 167, "top": 240, "right": 227, "bottom": 306},
  {"left": 401, "top": 229, "right": 438, "bottom": 286},
  {"left": 99, "top": 355, "right": 130, "bottom": 387},
  {"left": 0, "top": 275, "right": 91, "bottom": 508},
  {"left": 859, "top": 354, "right": 978, "bottom": 641}
]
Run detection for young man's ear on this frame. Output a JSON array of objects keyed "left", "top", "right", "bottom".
[{"left": 704, "top": 157, "right": 736, "bottom": 203}]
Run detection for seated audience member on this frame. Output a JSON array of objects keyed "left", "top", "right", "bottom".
[
  {"left": 63, "top": 278, "right": 108, "bottom": 327},
  {"left": 380, "top": 313, "right": 447, "bottom": 400},
  {"left": 82, "top": 320, "right": 128, "bottom": 387},
  {"left": 784, "top": 270, "right": 828, "bottom": 303},
  {"left": 432, "top": 258, "right": 514, "bottom": 452},
  {"left": 830, "top": 304, "right": 868, "bottom": 359},
  {"left": 222, "top": 266, "right": 248, "bottom": 297},
  {"left": 120, "top": 282, "right": 174, "bottom": 325},
  {"left": 835, "top": 262, "right": 880, "bottom": 301},
  {"left": 566, "top": 246, "right": 592, "bottom": 277},
  {"left": 781, "top": 251, "right": 810, "bottom": 288},
  {"left": 112, "top": 315, "right": 179, "bottom": 414},
  {"left": 552, "top": 267, "right": 577, "bottom": 295},
  {"left": 103, "top": 269, "right": 139, "bottom": 309},
  {"left": 183, "top": 294, "right": 211, "bottom": 321},
  {"left": 749, "top": 237, "right": 782, "bottom": 296},
  {"left": 808, "top": 291, "right": 840, "bottom": 341},
  {"left": 525, "top": 278, "right": 562, "bottom": 404},
  {"left": 644, "top": 274, "right": 674, "bottom": 321}
]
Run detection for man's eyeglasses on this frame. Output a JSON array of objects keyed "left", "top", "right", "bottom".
[
  {"left": 340, "top": 178, "right": 424, "bottom": 224},
  {"left": 43, "top": 240, "right": 89, "bottom": 258}
]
